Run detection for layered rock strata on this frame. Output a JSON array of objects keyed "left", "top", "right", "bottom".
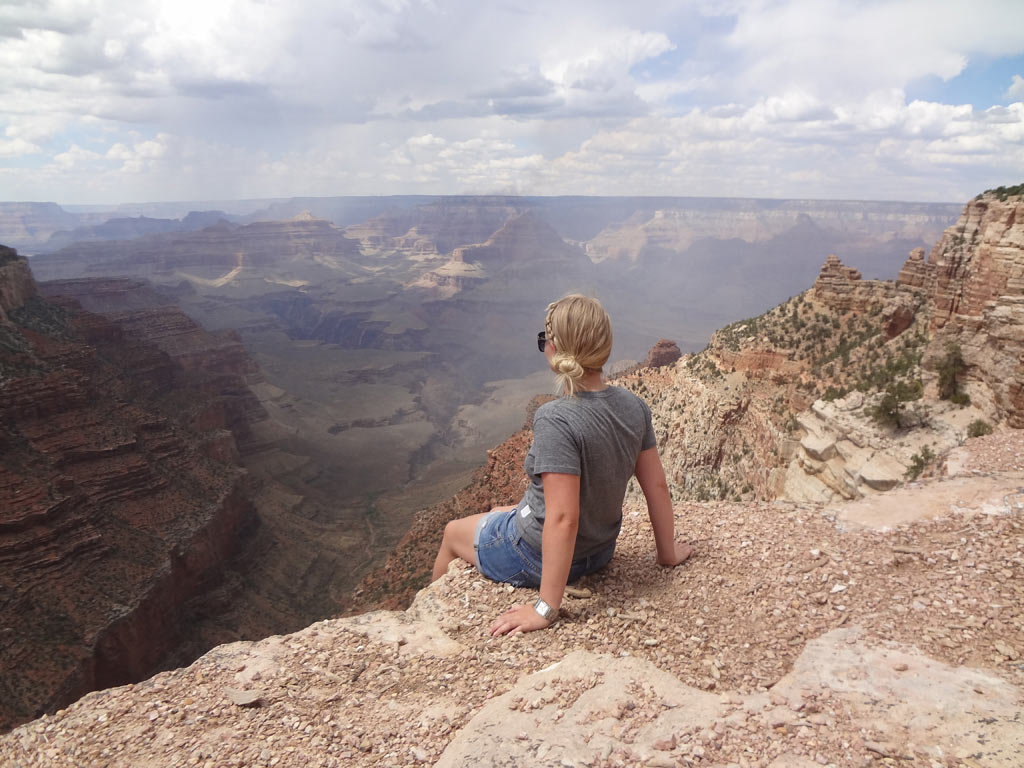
[
  {"left": 813, "top": 253, "right": 904, "bottom": 313},
  {"left": 0, "top": 253, "right": 262, "bottom": 731},
  {"left": 923, "top": 193, "right": 1024, "bottom": 427},
  {"left": 412, "top": 211, "right": 590, "bottom": 295},
  {"left": 28, "top": 214, "right": 365, "bottom": 284},
  {"left": 634, "top": 188, "right": 1024, "bottom": 505}
]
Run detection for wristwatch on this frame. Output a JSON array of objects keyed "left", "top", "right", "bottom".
[{"left": 533, "top": 598, "right": 557, "bottom": 622}]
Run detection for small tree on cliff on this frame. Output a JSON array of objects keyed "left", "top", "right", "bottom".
[
  {"left": 937, "top": 343, "right": 969, "bottom": 404},
  {"left": 869, "top": 391, "right": 904, "bottom": 429}
]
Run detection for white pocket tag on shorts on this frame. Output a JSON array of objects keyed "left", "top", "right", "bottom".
[{"left": 519, "top": 504, "right": 532, "bottom": 518}]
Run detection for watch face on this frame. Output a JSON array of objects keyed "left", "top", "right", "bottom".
[{"left": 534, "top": 599, "right": 555, "bottom": 620}]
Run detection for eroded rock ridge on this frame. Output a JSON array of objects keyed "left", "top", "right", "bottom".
[{"left": 0, "top": 253, "right": 266, "bottom": 731}]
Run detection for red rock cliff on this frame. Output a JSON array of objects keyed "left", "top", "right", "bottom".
[
  {"left": 923, "top": 192, "right": 1024, "bottom": 427},
  {"left": 0, "top": 251, "right": 263, "bottom": 731}
]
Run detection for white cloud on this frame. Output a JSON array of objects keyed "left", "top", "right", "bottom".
[
  {"left": 0, "top": 137, "right": 41, "bottom": 158},
  {"left": 1008, "top": 74, "right": 1024, "bottom": 101},
  {"left": 722, "top": 0, "right": 1024, "bottom": 102},
  {"left": 1, "top": 0, "right": 1023, "bottom": 203},
  {"left": 51, "top": 144, "right": 103, "bottom": 171}
]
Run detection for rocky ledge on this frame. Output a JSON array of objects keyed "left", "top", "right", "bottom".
[{"left": 2, "top": 430, "right": 1021, "bottom": 768}]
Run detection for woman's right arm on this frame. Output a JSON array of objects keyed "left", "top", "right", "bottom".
[{"left": 634, "top": 446, "right": 693, "bottom": 566}]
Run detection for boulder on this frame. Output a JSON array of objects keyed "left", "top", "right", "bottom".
[
  {"left": 881, "top": 297, "right": 915, "bottom": 339},
  {"left": 801, "top": 433, "right": 837, "bottom": 462},
  {"left": 858, "top": 452, "right": 907, "bottom": 491}
]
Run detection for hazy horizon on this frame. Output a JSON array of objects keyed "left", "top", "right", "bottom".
[{"left": 7, "top": 192, "right": 968, "bottom": 214}]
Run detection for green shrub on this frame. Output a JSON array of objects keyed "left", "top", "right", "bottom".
[
  {"left": 822, "top": 386, "right": 847, "bottom": 402},
  {"left": 869, "top": 391, "right": 904, "bottom": 429},
  {"left": 891, "top": 378, "right": 923, "bottom": 402},
  {"left": 937, "top": 343, "right": 966, "bottom": 400},
  {"left": 868, "top": 379, "right": 924, "bottom": 429},
  {"left": 967, "top": 419, "right": 993, "bottom": 437},
  {"left": 905, "top": 446, "right": 936, "bottom": 480},
  {"left": 987, "top": 183, "right": 1024, "bottom": 201},
  {"left": 950, "top": 391, "right": 971, "bottom": 407}
]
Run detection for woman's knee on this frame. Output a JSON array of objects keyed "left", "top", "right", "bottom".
[
  {"left": 442, "top": 515, "right": 478, "bottom": 555},
  {"left": 441, "top": 519, "right": 461, "bottom": 548}
]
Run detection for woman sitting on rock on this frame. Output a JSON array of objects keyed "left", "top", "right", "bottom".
[{"left": 431, "top": 294, "right": 694, "bottom": 635}]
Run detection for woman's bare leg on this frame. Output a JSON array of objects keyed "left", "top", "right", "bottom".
[{"left": 431, "top": 507, "right": 515, "bottom": 582}]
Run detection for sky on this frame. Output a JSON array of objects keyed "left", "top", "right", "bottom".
[{"left": 1, "top": 0, "right": 1024, "bottom": 205}]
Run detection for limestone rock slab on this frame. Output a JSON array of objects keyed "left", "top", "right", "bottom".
[
  {"left": 773, "top": 627, "right": 1023, "bottom": 766},
  {"left": 800, "top": 433, "right": 836, "bottom": 462},
  {"left": 857, "top": 452, "right": 906, "bottom": 491},
  {"left": 435, "top": 651, "right": 726, "bottom": 768}
]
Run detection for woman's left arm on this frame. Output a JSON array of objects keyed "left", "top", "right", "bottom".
[{"left": 489, "top": 472, "right": 579, "bottom": 636}]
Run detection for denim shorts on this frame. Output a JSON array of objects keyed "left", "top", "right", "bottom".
[{"left": 473, "top": 507, "right": 616, "bottom": 588}]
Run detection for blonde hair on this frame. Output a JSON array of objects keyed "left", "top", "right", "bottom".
[{"left": 545, "top": 294, "right": 613, "bottom": 397}]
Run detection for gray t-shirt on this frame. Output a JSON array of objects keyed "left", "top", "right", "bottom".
[{"left": 514, "top": 385, "right": 656, "bottom": 559}]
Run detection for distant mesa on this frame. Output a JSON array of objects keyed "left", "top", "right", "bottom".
[
  {"left": 40, "top": 212, "right": 234, "bottom": 253},
  {"left": 644, "top": 339, "right": 682, "bottom": 368},
  {"left": 452, "top": 211, "right": 587, "bottom": 267},
  {"left": 28, "top": 215, "right": 366, "bottom": 286},
  {"left": 410, "top": 211, "right": 589, "bottom": 296},
  {"left": 343, "top": 198, "right": 524, "bottom": 256},
  {"left": 0, "top": 202, "right": 83, "bottom": 249},
  {"left": 408, "top": 250, "right": 487, "bottom": 297}
]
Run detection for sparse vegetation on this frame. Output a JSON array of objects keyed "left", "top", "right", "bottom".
[
  {"left": 936, "top": 343, "right": 970, "bottom": 405},
  {"left": 985, "top": 183, "right": 1024, "bottom": 201},
  {"left": 967, "top": 419, "right": 993, "bottom": 438},
  {"left": 821, "top": 386, "right": 848, "bottom": 402},
  {"left": 868, "top": 391, "right": 904, "bottom": 429},
  {"left": 905, "top": 446, "right": 935, "bottom": 480},
  {"left": 866, "top": 377, "right": 924, "bottom": 430},
  {"left": 9, "top": 296, "right": 70, "bottom": 339},
  {"left": 685, "top": 353, "right": 722, "bottom": 380}
]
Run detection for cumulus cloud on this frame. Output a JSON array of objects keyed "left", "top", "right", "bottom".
[
  {"left": 1, "top": 0, "right": 1023, "bottom": 203},
  {"left": 1008, "top": 74, "right": 1024, "bottom": 100},
  {"left": 721, "top": 0, "right": 1024, "bottom": 103},
  {"left": 0, "top": 137, "right": 41, "bottom": 157}
]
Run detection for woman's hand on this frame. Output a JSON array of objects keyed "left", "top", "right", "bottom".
[
  {"left": 657, "top": 541, "right": 694, "bottom": 567},
  {"left": 489, "top": 604, "right": 552, "bottom": 636}
]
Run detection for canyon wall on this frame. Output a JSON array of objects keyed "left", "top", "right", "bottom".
[
  {"left": 28, "top": 214, "right": 365, "bottom": 283},
  {"left": 634, "top": 191, "right": 1024, "bottom": 506},
  {"left": 923, "top": 194, "right": 1024, "bottom": 427},
  {"left": 0, "top": 246, "right": 37, "bottom": 320},
  {"left": 0, "top": 253, "right": 265, "bottom": 731}
]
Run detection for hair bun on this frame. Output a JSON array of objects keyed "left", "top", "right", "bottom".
[{"left": 555, "top": 355, "right": 584, "bottom": 379}]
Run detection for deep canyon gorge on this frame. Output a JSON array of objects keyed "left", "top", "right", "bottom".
[{"left": 0, "top": 193, "right": 981, "bottom": 730}]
